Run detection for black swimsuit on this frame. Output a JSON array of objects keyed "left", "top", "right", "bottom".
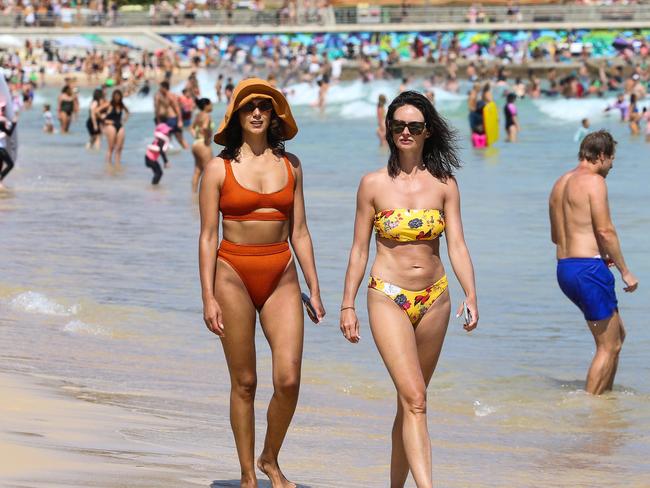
[
  {"left": 60, "top": 100, "right": 74, "bottom": 116},
  {"left": 105, "top": 106, "right": 123, "bottom": 132}
]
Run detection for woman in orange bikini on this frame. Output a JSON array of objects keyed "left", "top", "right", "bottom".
[
  {"left": 340, "top": 91, "right": 479, "bottom": 488},
  {"left": 198, "top": 78, "right": 325, "bottom": 488}
]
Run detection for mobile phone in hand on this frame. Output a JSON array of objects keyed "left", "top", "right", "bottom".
[
  {"left": 462, "top": 301, "right": 472, "bottom": 326},
  {"left": 301, "top": 292, "right": 318, "bottom": 323}
]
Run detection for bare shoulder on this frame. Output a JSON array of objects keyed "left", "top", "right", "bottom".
[
  {"left": 582, "top": 172, "right": 607, "bottom": 197},
  {"left": 442, "top": 175, "right": 459, "bottom": 192},
  {"left": 550, "top": 170, "right": 574, "bottom": 196},
  {"left": 360, "top": 167, "right": 387, "bottom": 187},
  {"left": 203, "top": 156, "right": 227, "bottom": 182},
  {"left": 284, "top": 151, "right": 301, "bottom": 168}
]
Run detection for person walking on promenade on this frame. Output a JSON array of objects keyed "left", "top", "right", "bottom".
[
  {"left": 198, "top": 78, "right": 325, "bottom": 488},
  {"left": 339, "top": 91, "right": 478, "bottom": 488},
  {"left": 549, "top": 130, "right": 638, "bottom": 395}
]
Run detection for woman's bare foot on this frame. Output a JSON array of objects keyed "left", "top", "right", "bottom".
[
  {"left": 240, "top": 472, "right": 258, "bottom": 488},
  {"left": 257, "top": 456, "right": 296, "bottom": 488}
]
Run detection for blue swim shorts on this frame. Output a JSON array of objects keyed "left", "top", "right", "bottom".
[
  {"left": 557, "top": 257, "right": 618, "bottom": 322},
  {"left": 165, "top": 117, "right": 181, "bottom": 133}
]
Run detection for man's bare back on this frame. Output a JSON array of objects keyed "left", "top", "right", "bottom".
[{"left": 549, "top": 167, "right": 606, "bottom": 260}]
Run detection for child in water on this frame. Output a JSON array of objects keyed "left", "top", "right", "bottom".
[
  {"left": 471, "top": 123, "right": 487, "bottom": 149},
  {"left": 145, "top": 123, "right": 171, "bottom": 185},
  {"left": 43, "top": 104, "right": 54, "bottom": 133},
  {"left": 504, "top": 92, "right": 519, "bottom": 142},
  {"left": 573, "top": 118, "right": 590, "bottom": 143}
]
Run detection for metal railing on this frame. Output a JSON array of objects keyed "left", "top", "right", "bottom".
[{"left": 2, "top": 3, "right": 650, "bottom": 29}]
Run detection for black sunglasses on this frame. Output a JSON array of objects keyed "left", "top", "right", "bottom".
[
  {"left": 390, "top": 120, "right": 426, "bottom": 135},
  {"left": 241, "top": 99, "right": 273, "bottom": 113}
]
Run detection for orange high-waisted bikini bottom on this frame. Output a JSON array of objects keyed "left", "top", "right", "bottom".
[{"left": 217, "top": 239, "right": 292, "bottom": 309}]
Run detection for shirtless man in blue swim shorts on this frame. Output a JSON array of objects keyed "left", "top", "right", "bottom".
[{"left": 549, "top": 130, "right": 638, "bottom": 395}]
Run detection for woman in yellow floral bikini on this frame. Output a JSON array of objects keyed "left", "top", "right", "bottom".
[{"left": 339, "top": 91, "right": 479, "bottom": 488}]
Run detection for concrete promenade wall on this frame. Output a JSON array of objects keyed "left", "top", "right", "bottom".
[{"left": 2, "top": 20, "right": 650, "bottom": 37}]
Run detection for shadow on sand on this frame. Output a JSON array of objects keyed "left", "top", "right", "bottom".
[{"left": 211, "top": 481, "right": 312, "bottom": 488}]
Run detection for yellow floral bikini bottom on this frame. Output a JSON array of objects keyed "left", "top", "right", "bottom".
[{"left": 368, "top": 275, "right": 448, "bottom": 326}]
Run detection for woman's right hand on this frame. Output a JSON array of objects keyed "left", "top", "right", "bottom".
[
  {"left": 340, "top": 308, "right": 360, "bottom": 344},
  {"left": 203, "top": 297, "right": 225, "bottom": 337}
]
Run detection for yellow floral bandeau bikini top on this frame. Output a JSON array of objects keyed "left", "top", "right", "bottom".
[{"left": 373, "top": 208, "right": 445, "bottom": 242}]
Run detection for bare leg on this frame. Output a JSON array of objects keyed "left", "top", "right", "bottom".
[
  {"left": 605, "top": 318, "right": 626, "bottom": 391},
  {"left": 389, "top": 291, "right": 450, "bottom": 487},
  {"left": 368, "top": 289, "right": 443, "bottom": 488},
  {"left": 192, "top": 165, "right": 203, "bottom": 193},
  {"left": 59, "top": 112, "right": 68, "bottom": 133},
  {"left": 114, "top": 128, "right": 126, "bottom": 167},
  {"left": 191, "top": 144, "right": 209, "bottom": 192},
  {"left": 257, "top": 260, "right": 302, "bottom": 488},
  {"left": 174, "top": 129, "right": 189, "bottom": 149},
  {"left": 508, "top": 125, "right": 518, "bottom": 142},
  {"left": 215, "top": 259, "right": 259, "bottom": 488},
  {"left": 104, "top": 125, "right": 117, "bottom": 165},
  {"left": 586, "top": 311, "right": 624, "bottom": 395}
]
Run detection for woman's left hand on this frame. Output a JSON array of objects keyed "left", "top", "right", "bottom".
[
  {"left": 456, "top": 296, "right": 479, "bottom": 332},
  {"left": 309, "top": 294, "right": 326, "bottom": 324}
]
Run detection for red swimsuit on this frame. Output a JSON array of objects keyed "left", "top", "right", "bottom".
[{"left": 217, "top": 156, "right": 294, "bottom": 309}]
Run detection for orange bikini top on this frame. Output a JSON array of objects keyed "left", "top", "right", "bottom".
[{"left": 220, "top": 156, "right": 294, "bottom": 221}]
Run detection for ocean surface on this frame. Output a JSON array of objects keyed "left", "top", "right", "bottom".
[{"left": 1, "top": 73, "right": 649, "bottom": 487}]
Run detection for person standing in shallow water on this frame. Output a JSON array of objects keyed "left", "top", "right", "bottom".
[
  {"left": 376, "top": 94, "right": 387, "bottom": 148},
  {"left": 340, "top": 91, "right": 478, "bottom": 488},
  {"left": 190, "top": 97, "right": 214, "bottom": 193},
  {"left": 100, "top": 89, "right": 129, "bottom": 167},
  {"left": 549, "top": 130, "right": 638, "bottom": 395},
  {"left": 198, "top": 78, "right": 325, "bottom": 488}
]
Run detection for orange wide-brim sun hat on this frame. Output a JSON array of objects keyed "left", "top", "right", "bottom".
[{"left": 213, "top": 78, "right": 298, "bottom": 146}]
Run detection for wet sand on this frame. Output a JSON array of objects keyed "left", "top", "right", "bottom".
[{"left": 0, "top": 372, "right": 210, "bottom": 487}]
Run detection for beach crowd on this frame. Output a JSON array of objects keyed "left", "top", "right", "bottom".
[{"left": 0, "top": 15, "right": 645, "bottom": 485}]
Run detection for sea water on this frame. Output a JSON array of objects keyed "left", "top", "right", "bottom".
[{"left": 1, "top": 75, "right": 648, "bottom": 487}]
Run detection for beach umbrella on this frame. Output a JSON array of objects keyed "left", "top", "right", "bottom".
[
  {"left": 55, "top": 36, "right": 94, "bottom": 50},
  {"left": 470, "top": 32, "right": 491, "bottom": 46},
  {"left": 83, "top": 33, "right": 106, "bottom": 46},
  {"left": 0, "top": 34, "right": 22, "bottom": 48},
  {"left": 113, "top": 37, "right": 139, "bottom": 49},
  {"left": 613, "top": 37, "right": 632, "bottom": 50}
]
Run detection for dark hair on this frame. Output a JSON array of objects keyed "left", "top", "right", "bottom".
[
  {"left": 92, "top": 88, "right": 103, "bottom": 102},
  {"left": 579, "top": 130, "right": 617, "bottom": 163},
  {"left": 218, "top": 109, "right": 285, "bottom": 160},
  {"left": 110, "top": 89, "right": 128, "bottom": 113},
  {"left": 160, "top": 80, "right": 170, "bottom": 90},
  {"left": 385, "top": 91, "right": 460, "bottom": 181},
  {"left": 196, "top": 98, "right": 211, "bottom": 110},
  {"left": 506, "top": 93, "right": 517, "bottom": 103}
]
